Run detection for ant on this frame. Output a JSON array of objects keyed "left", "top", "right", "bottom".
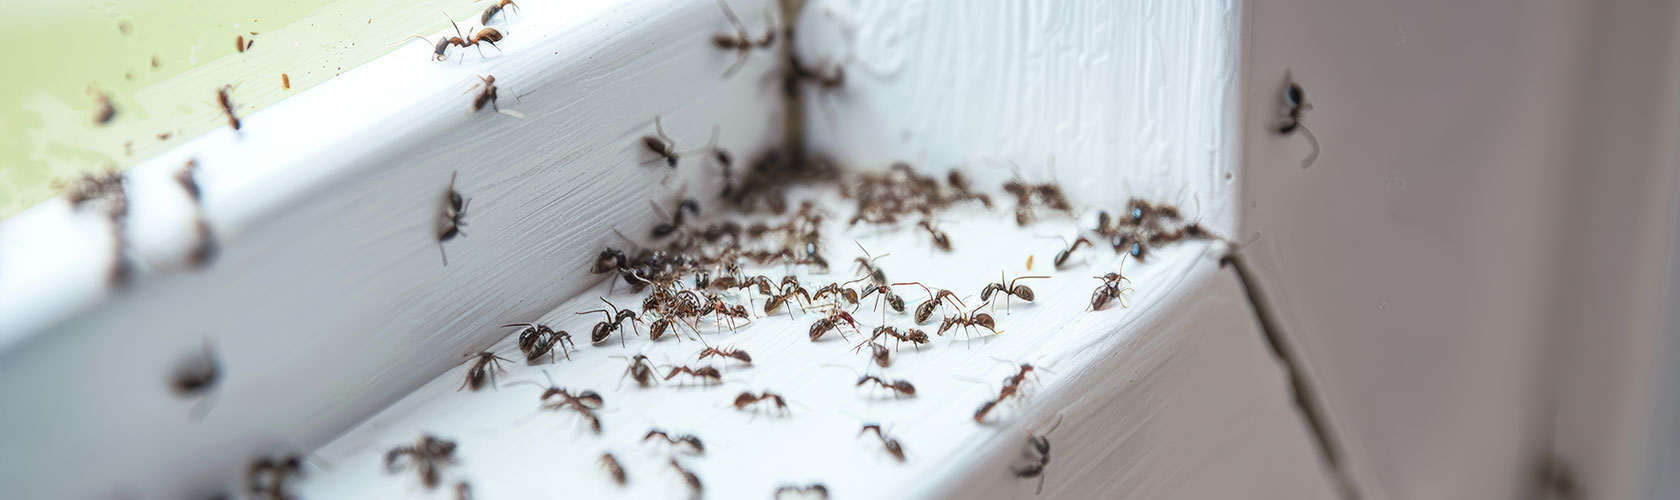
[
  {"left": 458, "top": 351, "right": 511, "bottom": 391},
  {"left": 774, "top": 484, "right": 830, "bottom": 499},
  {"left": 384, "top": 434, "right": 457, "bottom": 490},
  {"left": 503, "top": 322, "right": 575, "bottom": 363},
  {"left": 466, "top": 75, "right": 522, "bottom": 117},
  {"left": 614, "top": 354, "right": 659, "bottom": 388},
  {"left": 645, "top": 309, "right": 698, "bottom": 342},
  {"left": 171, "top": 342, "right": 221, "bottom": 397},
  {"left": 480, "top": 0, "right": 520, "bottom": 24},
  {"left": 856, "top": 374, "right": 916, "bottom": 397},
  {"left": 651, "top": 198, "right": 701, "bottom": 239},
  {"left": 732, "top": 391, "right": 791, "bottom": 415},
  {"left": 867, "top": 342, "right": 891, "bottom": 367},
  {"left": 854, "top": 325, "right": 929, "bottom": 353},
  {"left": 697, "top": 345, "right": 752, "bottom": 364},
  {"left": 577, "top": 298, "right": 642, "bottom": 347},
  {"left": 528, "top": 372, "right": 605, "bottom": 434},
  {"left": 854, "top": 242, "right": 888, "bottom": 286},
  {"left": 663, "top": 365, "right": 723, "bottom": 385},
  {"left": 1090, "top": 269, "right": 1135, "bottom": 312},
  {"left": 644, "top": 429, "right": 706, "bottom": 455},
  {"left": 811, "top": 282, "right": 861, "bottom": 306},
  {"left": 1278, "top": 71, "right": 1320, "bottom": 168},
  {"left": 859, "top": 424, "right": 906, "bottom": 462},
  {"left": 808, "top": 306, "right": 860, "bottom": 342},
  {"left": 246, "top": 455, "right": 303, "bottom": 500},
  {"left": 600, "top": 453, "right": 627, "bottom": 486},
  {"left": 1054, "top": 236, "right": 1092, "bottom": 270},
  {"left": 919, "top": 220, "right": 951, "bottom": 251},
  {"left": 591, "top": 248, "right": 629, "bottom": 274},
  {"left": 974, "top": 363, "right": 1042, "bottom": 423},
  {"left": 712, "top": 0, "right": 776, "bottom": 78},
  {"left": 438, "top": 171, "right": 468, "bottom": 266},
  {"left": 1013, "top": 414, "right": 1065, "bottom": 495},
  {"left": 857, "top": 283, "right": 907, "bottom": 320},
  {"left": 670, "top": 458, "right": 703, "bottom": 500},
  {"left": 412, "top": 16, "right": 503, "bottom": 62},
  {"left": 895, "top": 281, "right": 965, "bottom": 325},
  {"left": 980, "top": 272, "right": 1049, "bottom": 313},
  {"left": 937, "top": 303, "right": 998, "bottom": 339},
  {"left": 764, "top": 285, "right": 812, "bottom": 317},
  {"left": 640, "top": 115, "right": 690, "bottom": 168},
  {"left": 216, "top": 85, "right": 240, "bottom": 130}
]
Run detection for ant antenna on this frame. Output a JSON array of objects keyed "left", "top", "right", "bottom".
[{"left": 1297, "top": 125, "right": 1320, "bottom": 168}]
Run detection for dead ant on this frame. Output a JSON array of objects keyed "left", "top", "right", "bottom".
[
  {"left": 974, "top": 363, "right": 1042, "bottom": 423},
  {"left": 712, "top": 0, "right": 776, "bottom": 78},
  {"left": 651, "top": 198, "right": 701, "bottom": 239},
  {"left": 503, "top": 322, "right": 575, "bottom": 363},
  {"left": 774, "top": 484, "right": 830, "bottom": 499},
  {"left": 1090, "top": 269, "right": 1135, "bottom": 312},
  {"left": 663, "top": 365, "right": 723, "bottom": 385},
  {"left": 856, "top": 374, "right": 916, "bottom": 397},
  {"left": 466, "top": 75, "right": 522, "bottom": 117},
  {"left": 859, "top": 424, "right": 906, "bottom": 462},
  {"left": 1054, "top": 236, "right": 1092, "bottom": 269},
  {"left": 383, "top": 434, "right": 457, "bottom": 490},
  {"left": 246, "top": 454, "right": 302, "bottom": 500},
  {"left": 1013, "top": 414, "right": 1065, "bottom": 495},
  {"left": 895, "top": 281, "right": 964, "bottom": 325},
  {"left": 1278, "top": 71, "right": 1319, "bottom": 168},
  {"left": 732, "top": 391, "right": 791, "bottom": 414},
  {"left": 670, "top": 458, "right": 703, "bottom": 500},
  {"left": 438, "top": 171, "right": 468, "bottom": 266},
  {"left": 458, "top": 351, "right": 511, "bottom": 391},
  {"left": 697, "top": 345, "right": 751, "bottom": 364},
  {"left": 937, "top": 303, "right": 999, "bottom": 339},
  {"left": 170, "top": 342, "right": 221, "bottom": 397},
  {"left": 480, "top": 0, "right": 520, "bottom": 24},
  {"left": 644, "top": 429, "right": 706, "bottom": 455},
  {"left": 641, "top": 115, "right": 687, "bottom": 168},
  {"left": 980, "top": 271, "right": 1049, "bottom": 313},
  {"left": 577, "top": 298, "right": 643, "bottom": 347},
  {"left": 614, "top": 354, "right": 659, "bottom": 388},
  {"left": 809, "top": 306, "right": 860, "bottom": 342},
  {"left": 216, "top": 85, "right": 240, "bottom": 130},
  {"left": 600, "top": 453, "right": 627, "bottom": 486},
  {"left": 919, "top": 220, "right": 951, "bottom": 251}
]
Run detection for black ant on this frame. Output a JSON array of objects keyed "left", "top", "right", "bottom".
[
  {"left": 732, "top": 391, "right": 791, "bottom": 414},
  {"left": 859, "top": 424, "right": 906, "bottom": 462},
  {"left": 980, "top": 272, "right": 1049, "bottom": 313},
  {"left": 664, "top": 365, "right": 723, "bottom": 385},
  {"left": 480, "top": 0, "right": 520, "bottom": 24},
  {"left": 774, "top": 484, "right": 830, "bottom": 499},
  {"left": 651, "top": 198, "right": 701, "bottom": 239},
  {"left": 856, "top": 374, "right": 916, "bottom": 398},
  {"left": 216, "top": 85, "right": 240, "bottom": 130},
  {"left": 246, "top": 454, "right": 303, "bottom": 500},
  {"left": 503, "top": 322, "right": 575, "bottom": 363},
  {"left": 697, "top": 345, "right": 751, "bottom": 364},
  {"left": 712, "top": 0, "right": 776, "bottom": 78},
  {"left": 600, "top": 453, "right": 627, "bottom": 486},
  {"left": 1054, "top": 236, "right": 1091, "bottom": 269},
  {"left": 1278, "top": 71, "right": 1319, "bottom": 168},
  {"left": 1090, "top": 266, "right": 1134, "bottom": 312},
  {"left": 640, "top": 115, "right": 687, "bottom": 168},
  {"left": 1013, "top": 414, "right": 1065, "bottom": 495},
  {"left": 458, "top": 351, "right": 511, "bottom": 391},
  {"left": 670, "top": 458, "right": 703, "bottom": 500},
  {"left": 614, "top": 354, "right": 659, "bottom": 388},
  {"left": 438, "top": 171, "right": 467, "bottom": 266},
  {"left": 644, "top": 429, "right": 706, "bottom": 455},
  {"left": 591, "top": 248, "right": 629, "bottom": 274},
  {"left": 577, "top": 298, "right": 642, "bottom": 347},
  {"left": 384, "top": 434, "right": 456, "bottom": 490},
  {"left": 919, "top": 220, "right": 951, "bottom": 251}
]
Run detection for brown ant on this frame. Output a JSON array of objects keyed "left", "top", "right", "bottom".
[
  {"left": 697, "top": 345, "right": 751, "bottom": 364},
  {"left": 712, "top": 0, "right": 776, "bottom": 78},
  {"left": 458, "top": 351, "right": 511, "bottom": 391},
  {"left": 480, "top": 0, "right": 520, "bottom": 24},
  {"left": 859, "top": 424, "right": 906, "bottom": 462},
  {"left": 980, "top": 272, "right": 1049, "bottom": 313},
  {"left": 651, "top": 199, "right": 701, "bottom": 239},
  {"left": 600, "top": 453, "right": 627, "bottom": 486},
  {"left": 732, "top": 391, "right": 791, "bottom": 414},
  {"left": 438, "top": 171, "right": 467, "bottom": 265},
  {"left": 774, "top": 484, "right": 830, "bottom": 499},
  {"left": 170, "top": 342, "right": 221, "bottom": 397},
  {"left": 384, "top": 434, "right": 456, "bottom": 489},
  {"left": 503, "top": 322, "right": 575, "bottom": 363},
  {"left": 216, "top": 85, "right": 240, "bottom": 130},
  {"left": 644, "top": 429, "right": 705, "bottom": 455},
  {"left": 641, "top": 115, "right": 684, "bottom": 168},
  {"left": 577, "top": 298, "right": 642, "bottom": 347},
  {"left": 670, "top": 458, "right": 703, "bottom": 500},
  {"left": 867, "top": 342, "right": 891, "bottom": 367},
  {"left": 938, "top": 303, "right": 999, "bottom": 340},
  {"left": 663, "top": 365, "right": 723, "bottom": 385},
  {"left": 765, "top": 285, "right": 812, "bottom": 317},
  {"left": 1013, "top": 414, "right": 1065, "bottom": 495},
  {"left": 466, "top": 75, "right": 522, "bottom": 117},
  {"left": 811, "top": 282, "right": 860, "bottom": 306},
  {"left": 1278, "top": 71, "right": 1319, "bottom": 168},
  {"left": 1090, "top": 267, "right": 1135, "bottom": 312},
  {"left": 246, "top": 454, "right": 303, "bottom": 500},
  {"left": 856, "top": 374, "right": 916, "bottom": 398},
  {"left": 918, "top": 220, "right": 951, "bottom": 251},
  {"left": 614, "top": 354, "right": 659, "bottom": 388},
  {"left": 895, "top": 281, "right": 965, "bottom": 325},
  {"left": 857, "top": 283, "right": 907, "bottom": 319},
  {"left": 809, "top": 306, "right": 860, "bottom": 341},
  {"left": 854, "top": 242, "right": 888, "bottom": 286},
  {"left": 854, "top": 325, "right": 929, "bottom": 352},
  {"left": 974, "top": 363, "right": 1043, "bottom": 423},
  {"left": 527, "top": 371, "right": 605, "bottom": 434},
  {"left": 1054, "top": 236, "right": 1092, "bottom": 269}
]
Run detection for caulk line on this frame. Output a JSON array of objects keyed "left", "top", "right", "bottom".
[{"left": 1221, "top": 253, "right": 1365, "bottom": 500}]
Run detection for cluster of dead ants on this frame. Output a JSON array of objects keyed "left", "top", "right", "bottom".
[
  {"left": 1004, "top": 170, "right": 1073, "bottom": 226},
  {"left": 383, "top": 434, "right": 458, "bottom": 490},
  {"left": 844, "top": 164, "right": 990, "bottom": 250},
  {"left": 1090, "top": 197, "right": 1216, "bottom": 262}
]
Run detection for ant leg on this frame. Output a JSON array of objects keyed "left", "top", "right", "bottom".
[
  {"left": 723, "top": 51, "right": 750, "bottom": 79},
  {"left": 1298, "top": 124, "right": 1320, "bottom": 168}
]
